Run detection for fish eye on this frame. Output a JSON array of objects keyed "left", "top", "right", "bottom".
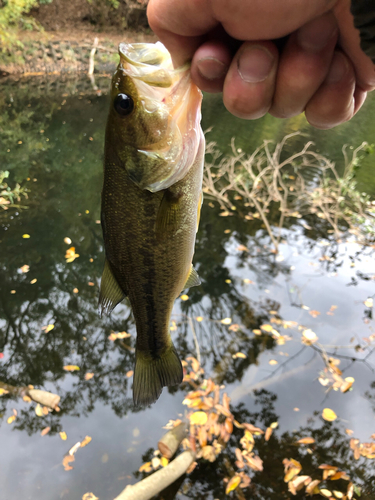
[{"left": 114, "top": 93, "right": 134, "bottom": 116}]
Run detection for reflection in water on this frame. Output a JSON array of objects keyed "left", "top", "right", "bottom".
[{"left": 0, "top": 75, "right": 375, "bottom": 499}]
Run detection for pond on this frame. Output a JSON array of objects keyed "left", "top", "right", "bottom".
[{"left": 1, "top": 71, "right": 375, "bottom": 500}]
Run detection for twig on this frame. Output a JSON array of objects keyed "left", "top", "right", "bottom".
[
  {"left": 88, "top": 37, "right": 99, "bottom": 90},
  {"left": 113, "top": 450, "right": 196, "bottom": 500},
  {"left": 158, "top": 422, "right": 188, "bottom": 459}
]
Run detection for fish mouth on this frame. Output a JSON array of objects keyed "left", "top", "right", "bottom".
[{"left": 118, "top": 42, "right": 203, "bottom": 192}]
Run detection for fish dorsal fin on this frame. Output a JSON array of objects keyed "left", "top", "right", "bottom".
[
  {"left": 183, "top": 265, "right": 201, "bottom": 291},
  {"left": 99, "top": 259, "right": 126, "bottom": 317},
  {"left": 155, "top": 189, "right": 182, "bottom": 237}
]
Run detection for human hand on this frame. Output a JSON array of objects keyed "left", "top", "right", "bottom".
[{"left": 147, "top": 0, "right": 375, "bottom": 129}]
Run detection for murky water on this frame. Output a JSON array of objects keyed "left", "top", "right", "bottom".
[{"left": 1, "top": 74, "right": 375, "bottom": 500}]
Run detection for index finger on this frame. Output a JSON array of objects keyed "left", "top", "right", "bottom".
[{"left": 147, "top": 0, "right": 338, "bottom": 66}]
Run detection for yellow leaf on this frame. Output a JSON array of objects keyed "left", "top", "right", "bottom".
[
  {"left": 7, "top": 415, "right": 16, "bottom": 424},
  {"left": 180, "top": 294, "right": 189, "bottom": 301},
  {"left": 232, "top": 352, "right": 247, "bottom": 359},
  {"left": 35, "top": 403, "right": 44, "bottom": 417},
  {"left": 190, "top": 411, "right": 208, "bottom": 426},
  {"left": 333, "top": 491, "right": 344, "bottom": 499},
  {"left": 65, "top": 247, "right": 79, "bottom": 263},
  {"left": 320, "top": 489, "right": 332, "bottom": 498},
  {"left": 139, "top": 461, "right": 152, "bottom": 473},
  {"left": 364, "top": 298, "right": 373, "bottom": 308},
  {"left": 260, "top": 324, "right": 273, "bottom": 332},
  {"left": 85, "top": 373, "right": 94, "bottom": 381},
  {"left": 195, "top": 316, "right": 203, "bottom": 322},
  {"left": 220, "top": 317, "right": 232, "bottom": 325},
  {"left": 82, "top": 494, "right": 98, "bottom": 500},
  {"left": 297, "top": 437, "right": 315, "bottom": 444},
  {"left": 322, "top": 408, "right": 337, "bottom": 422},
  {"left": 63, "top": 365, "right": 80, "bottom": 372},
  {"left": 253, "top": 329, "right": 262, "bottom": 335},
  {"left": 19, "top": 265, "right": 30, "bottom": 273},
  {"left": 41, "top": 426, "right": 51, "bottom": 436},
  {"left": 30, "top": 279, "right": 37, "bottom": 284},
  {"left": 270, "top": 422, "right": 278, "bottom": 429},
  {"left": 126, "top": 370, "right": 133, "bottom": 378},
  {"left": 0, "top": 388, "right": 9, "bottom": 396},
  {"left": 73, "top": 288, "right": 79, "bottom": 294},
  {"left": 302, "top": 329, "right": 318, "bottom": 344},
  {"left": 243, "top": 278, "right": 253, "bottom": 284},
  {"left": 225, "top": 475, "right": 241, "bottom": 494},
  {"left": 59, "top": 431, "right": 67, "bottom": 441},
  {"left": 160, "top": 456, "right": 169, "bottom": 467},
  {"left": 64, "top": 237, "right": 72, "bottom": 245},
  {"left": 42, "top": 324, "right": 54, "bottom": 333},
  {"left": 80, "top": 436, "right": 92, "bottom": 447},
  {"left": 22, "top": 234, "right": 30, "bottom": 239},
  {"left": 269, "top": 359, "right": 278, "bottom": 365}
]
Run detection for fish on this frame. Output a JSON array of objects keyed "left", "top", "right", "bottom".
[{"left": 99, "top": 42, "right": 205, "bottom": 406}]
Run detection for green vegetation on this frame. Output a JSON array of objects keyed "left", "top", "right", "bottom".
[
  {"left": 0, "top": 170, "right": 28, "bottom": 210},
  {"left": 0, "top": 0, "right": 39, "bottom": 51}
]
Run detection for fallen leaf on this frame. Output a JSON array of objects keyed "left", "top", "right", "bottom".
[
  {"left": 220, "top": 317, "right": 232, "bottom": 325},
  {"left": 260, "top": 324, "right": 273, "bottom": 332},
  {"left": 151, "top": 457, "right": 161, "bottom": 469},
  {"left": 82, "top": 494, "right": 98, "bottom": 500},
  {"left": 0, "top": 388, "right": 9, "bottom": 396},
  {"left": 269, "top": 359, "right": 278, "bottom": 365},
  {"left": 7, "top": 415, "right": 16, "bottom": 424},
  {"left": 80, "top": 436, "right": 92, "bottom": 447},
  {"left": 160, "top": 456, "right": 169, "bottom": 467},
  {"left": 288, "top": 475, "right": 311, "bottom": 495},
  {"left": 320, "top": 489, "right": 332, "bottom": 498},
  {"left": 195, "top": 316, "right": 203, "bottom": 322},
  {"left": 200, "top": 445, "right": 216, "bottom": 462},
  {"left": 253, "top": 329, "right": 262, "bottom": 335},
  {"left": 69, "top": 442, "right": 81, "bottom": 456},
  {"left": 65, "top": 247, "right": 79, "bottom": 263},
  {"left": 232, "top": 352, "right": 247, "bottom": 359},
  {"left": 42, "top": 324, "right": 54, "bottom": 333},
  {"left": 59, "top": 431, "right": 67, "bottom": 440},
  {"left": 73, "top": 288, "right": 79, "bottom": 294},
  {"left": 265, "top": 427, "right": 273, "bottom": 441},
  {"left": 64, "top": 237, "right": 72, "bottom": 245},
  {"left": 225, "top": 475, "right": 241, "bottom": 494},
  {"left": 30, "top": 278, "right": 37, "bottom": 284},
  {"left": 322, "top": 408, "right": 337, "bottom": 422},
  {"left": 296, "top": 437, "right": 315, "bottom": 445},
  {"left": 364, "top": 298, "right": 373, "bottom": 308},
  {"left": 63, "top": 365, "right": 80, "bottom": 372},
  {"left": 283, "top": 458, "right": 302, "bottom": 482},
  {"left": 305, "top": 479, "right": 320, "bottom": 495},
  {"left": 41, "top": 426, "right": 51, "bottom": 436},
  {"left": 85, "top": 373, "right": 94, "bottom": 380},
  {"left": 35, "top": 404, "right": 44, "bottom": 417},
  {"left": 245, "top": 454, "right": 263, "bottom": 471},
  {"left": 302, "top": 329, "right": 318, "bottom": 344},
  {"left": 22, "top": 234, "right": 30, "bottom": 239},
  {"left": 190, "top": 411, "right": 208, "bottom": 426},
  {"left": 309, "top": 310, "right": 321, "bottom": 318},
  {"left": 19, "top": 265, "right": 30, "bottom": 273},
  {"left": 126, "top": 370, "right": 133, "bottom": 378},
  {"left": 62, "top": 454, "right": 75, "bottom": 471},
  {"left": 180, "top": 294, "right": 189, "bottom": 301},
  {"left": 139, "top": 462, "right": 152, "bottom": 473}
]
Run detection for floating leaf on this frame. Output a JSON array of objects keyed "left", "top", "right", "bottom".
[
  {"left": 64, "top": 237, "right": 72, "bottom": 245},
  {"left": 265, "top": 427, "right": 273, "bottom": 441},
  {"left": 322, "top": 408, "right": 337, "bottom": 422},
  {"left": 195, "top": 316, "right": 203, "bottom": 322},
  {"left": 232, "top": 352, "right": 247, "bottom": 359},
  {"left": 302, "top": 329, "right": 318, "bottom": 344},
  {"left": 305, "top": 479, "right": 320, "bottom": 495},
  {"left": 59, "top": 431, "right": 67, "bottom": 440},
  {"left": 225, "top": 475, "right": 241, "bottom": 494},
  {"left": 30, "top": 278, "right": 37, "bottom": 284},
  {"left": 220, "top": 317, "right": 232, "bottom": 325},
  {"left": 126, "top": 370, "right": 133, "bottom": 378},
  {"left": 190, "top": 411, "right": 208, "bottom": 426},
  {"left": 42, "top": 324, "right": 54, "bottom": 333},
  {"left": 80, "top": 436, "right": 92, "bottom": 447},
  {"left": 160, "top": 456, "right": 169, "bottom": 467},
  {"left": 364, "top": 298, "right": 373, "bottom": 308},
  {"left": 35, "top": 404, "right": 44, "bottom": 417},
  {"left": 260, "top": 324, "right": 273, "bottom": 332},
  {"left": 62, "top": 454, "right": 75, "bottom": 471},
  {"left": 41, "top": 426, "right": 51, "bottom": 436},
  {"left": 65, "top": 247, "right": 79, "bottom": 263},
  {"left": 283, "top": 458, "right": 302, "bottom": 482},
  {"left": 7, "top": 415, "right": 16, "bottom": 424},
  {"left": 85, "top": 373, "right": 94, "bottom": 381},
  {"left": 309, "top": 310, "right": 321, "bottom": 318},
  {"left": 0, "top": 388, "right": 9, "bottom": 396},
  {"left": 269, "top": 359, "right": 278, "bottom": 365},
  {"left": 82, "top": 494, "right": 98, "bottom": 500},
  {"left": 296, "top": 437, "right": 315, "bottom": 445},
  {"left": 320, "top": 489, "right": 332, "bottom": 498},
  {"left": 201, "top": 445, "right": 216, "bottom": 462},
  {"left": 180, "top": 294, "right": 189, "bottom": 301},
  {"left": 139, "top": 462, "right": 152, "bottom": 473},
  {"left": 22, "top": 234, "right": 30, "bottom": 239},
  {"left": 19, "top": 264, "right": 30, "bottom": 273},
  {"left": 63, "top": 365, "right": 80, "bottom": 372}
]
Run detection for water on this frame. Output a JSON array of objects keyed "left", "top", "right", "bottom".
[{"left": 1, "top": 73, "right": 375, "bottom": 500}]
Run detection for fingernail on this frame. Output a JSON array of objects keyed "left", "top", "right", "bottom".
[
  {"left": 196, "top": 57, "right": 228, "bottom": 80},
  {"left": 297, "top": 14, "right": 338, "bottom": 52},
  {"left": 327, "top": 52, "right": 348, "bottom": 84},
  {"left": 237, "top": 45, "right": 274, "bottom": 83}
]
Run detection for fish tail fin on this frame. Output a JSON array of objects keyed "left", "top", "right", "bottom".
[{"left": 133, "top": 344, "right": 183, "bottom": 407}]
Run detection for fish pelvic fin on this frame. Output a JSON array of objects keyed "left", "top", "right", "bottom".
[
  {"left": 98, "top": 258, "right": 126, "bottom": 317},
  {"left": 183, "top": 264, "right": 201, "bottom": 291},
  {"left": 133, "top": 344, "right": 183, "bottom": 407}
]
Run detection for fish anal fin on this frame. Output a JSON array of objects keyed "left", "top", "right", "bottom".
[
  {"left": 133, "top": 344, "right": 183, "bottom": 407},
  {"left": 183, "top": 264, "right": 201, "bottom": 291},
  {"left": 155, "top": 189, "right": 182, "bottom": 237},
  {"left": 98, "top": 259, "right": 126, "bottom": 317}
]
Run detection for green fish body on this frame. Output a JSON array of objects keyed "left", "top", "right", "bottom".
[{"left": 100, "top": 42, "right": 204, "bottom": 406}]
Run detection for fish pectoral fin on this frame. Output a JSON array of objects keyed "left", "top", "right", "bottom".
[
  {"left": 133, "top": 344, "right": 183, "bottom": 407},
  {"left": 155, "top": 189, "right": 182, "bottom": 237},
  {"left": 183, "top": 264, "right": 201, "bottom": 291},
  {"left": 98, "top": 259, "right": 127, "bottom": 317}
]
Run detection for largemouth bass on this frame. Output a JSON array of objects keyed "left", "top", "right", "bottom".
[{"left": 100, "top": 42, "right": 204, "bottom": 406}]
